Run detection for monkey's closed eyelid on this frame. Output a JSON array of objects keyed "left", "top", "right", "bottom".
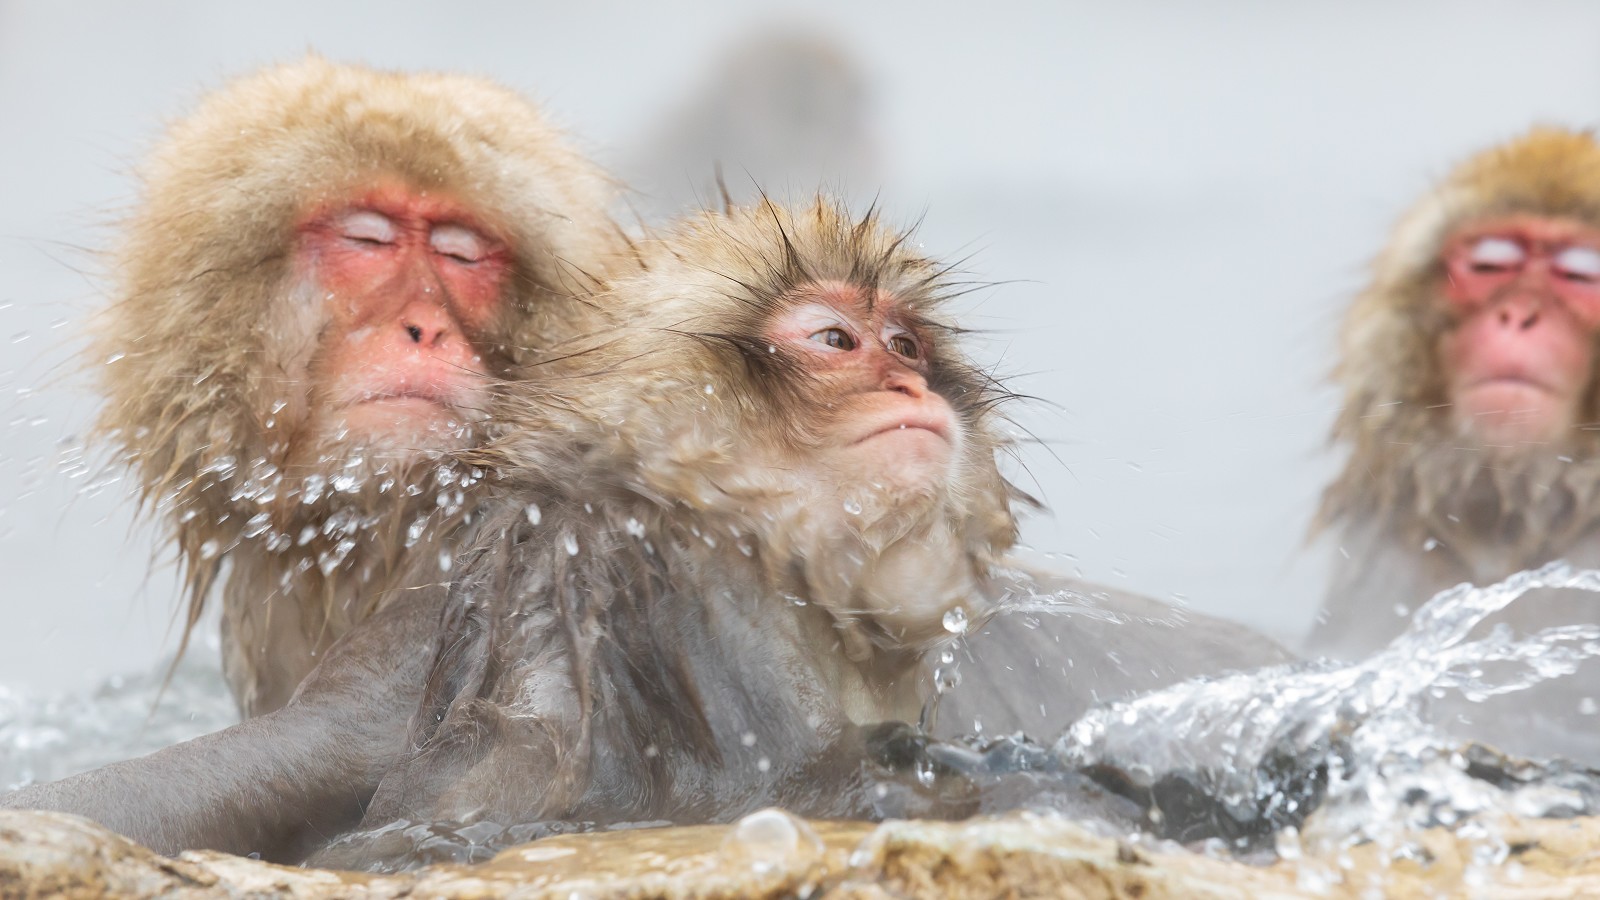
[
  {"left": 335, "top": 210, "right": 398, "bottom": 244},
  {"left": 1466, "top": 236, "right": 1525, "bottom": 268},
  {"left": 430, "top": 224, "right": 488, "bottom": 262},
  {"left": 1555, "top": 246, "right": 1600, "bottom": 281}
]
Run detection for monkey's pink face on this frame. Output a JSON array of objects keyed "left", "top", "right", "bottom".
[
  {"left": 295, "top": 182, "right": 513, "bottom": 454},
  {"left": 1437, "top": 215, "right": 1600, "bottom": 445},
  {"left": 769, "top": 282, "right": 962, "bottom": 490}
]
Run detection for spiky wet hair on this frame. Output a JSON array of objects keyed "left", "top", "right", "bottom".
[
  {"left": 487, "top": 199, "right": 1021, "bottom": 612},
  {"left": 1321, "top": 127, "right": 1600, "bottom": 543}
]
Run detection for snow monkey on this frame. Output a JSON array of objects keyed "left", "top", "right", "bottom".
[
  {"left": 1306, "top": 127, "right": 1600, "bottom": 761},
  {"left": 6, "top": 200, "right": 1019, "bottom": 860},
  {"left": 95, "top": 57, "right": 623, "bottom": 716}
]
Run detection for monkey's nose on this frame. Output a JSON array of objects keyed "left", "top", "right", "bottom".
[
  {"left": 398, "top": 299, "right": 457, "bottom": 347},
  {"left": 884, "top": 368, "right": 929, "bottom": 398}
]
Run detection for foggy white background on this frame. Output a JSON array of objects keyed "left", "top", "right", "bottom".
[{"left": 2, "top": 1, "right": 1599, "bottom": 692}]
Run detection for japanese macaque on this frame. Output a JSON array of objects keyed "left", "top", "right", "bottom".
[
  {"left": 1305, "top": 127, "right": 1600, "bottom": 760},
  {"left": 97, "top": 57, "right": 622, "bottom": 716}
]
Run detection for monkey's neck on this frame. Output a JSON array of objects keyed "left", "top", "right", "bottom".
[{"left": 1337, "top": 442, "right": 1600, "bottom": 578}]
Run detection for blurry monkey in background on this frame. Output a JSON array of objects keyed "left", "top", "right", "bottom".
[
  {"left": 1307, "top": 127, "right": 1600, "bottom": 760},
  {"left": 94, "top": 58, "right": 623, "bottom": 716}
]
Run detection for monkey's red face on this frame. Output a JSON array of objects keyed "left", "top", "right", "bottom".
[
  {"left": 295, "top": 182, "right": 513, "bottom": 454},
  {"left": 1436, "top": 214, "right": 1600, "bottom": 444},
  {"left": 769, "top": 281, "right": 961, "bottom": 489}
]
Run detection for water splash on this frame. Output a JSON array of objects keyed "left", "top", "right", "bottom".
[
  {"left": 1036, "top": 562, "right": 1600, "bottom": 864},
  {"left": 0, "top": 648, "right": 238, "bottom": 791}
]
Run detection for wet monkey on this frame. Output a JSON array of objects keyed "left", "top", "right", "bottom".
[
  {"left": 5, "top": 200, "right": 1021, "bottom": 859},
  {"left": 1307, "top": 128, "right": 1600, "bottom": 759},
  {"left": 95, "top": 58, "right": 622, "bottom": 716}
]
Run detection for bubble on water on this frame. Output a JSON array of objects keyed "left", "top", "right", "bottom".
[
  {"left": 525, "top": 503, "right": 542, "bottom": 526},
  {"left": 941, "top": 606, "right": 969, "bottom": 635},
  {"left": 720, "top": 809, "right": 822, "bottom": 875}
]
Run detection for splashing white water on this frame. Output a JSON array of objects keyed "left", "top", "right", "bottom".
[
  {"left": 1051, "top": 562, "right": 1600, "bottom": 868},
  {"left": 0, "top": 647, "right": 238, "bottom": 791}
]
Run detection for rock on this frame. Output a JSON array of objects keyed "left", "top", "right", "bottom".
[{"left": 6, "top": 807, "right": 1600, "bottom": 898}]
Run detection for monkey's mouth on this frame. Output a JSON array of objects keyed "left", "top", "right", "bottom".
[
  {"left": 851, "top": 417, "right": 952, "bottom": 446},
  {"left": 340, "top": 384, "right": 488, "bottom": 425},
  {"left": 1461, "top": 374, "right": 1556, "bottom": 399}
]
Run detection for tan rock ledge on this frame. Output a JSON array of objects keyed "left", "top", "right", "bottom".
[{"left": 3, "top": 807, "right": 1599, "bottom": 899}]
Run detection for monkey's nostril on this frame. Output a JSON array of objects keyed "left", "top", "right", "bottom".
[{"left": 406, "top": 324, "right": 423, "bottom": 343}]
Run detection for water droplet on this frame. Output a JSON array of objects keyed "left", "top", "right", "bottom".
[
  {"left": 104, "top": 352, "right": 125, "bottom": 364},
  {"left": 756, "top": 756, "right": 771, "bottom": 773},
  {"left": 842, "top": 499, "right": 863, "bottom": 516},
  {"left": 10, "top": 332, "right": 29, "bottom": 344},
  {"left": 1423, "top": 538, "right": 1439, "bottom": 552},
  {"left": 741, "top": 732, "right": 757, "bottom": 747},
  {"left": 625, "top": 517, "right": 645, "bottom": 538},
  {"left": 198, "top": 539, "right": 221, "bottom": 560},
  {"left": 438, "top": 550, "right": 453, "bottom": 572},
  {"left": 525, "top": 503, "right": 542, "bottom": 526},
  {"left": 704, "top": 384, "right": 715, "bottom": 395},
  {"left": 564, "top": 534, "right": 579, "bottom": 556},
  {"left": 941, "top": 606, "right": 968, "bottom": 635}
]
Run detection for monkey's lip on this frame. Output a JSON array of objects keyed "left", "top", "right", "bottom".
[
  {"left": 1462, "top": 374, "right": 1556, "bottom": 396},
  {"left": 850, "top": 415, "right": 953, "bottom": 446},
  {"left": 343, "top": 386, "right": 482, "bottom": 420}
]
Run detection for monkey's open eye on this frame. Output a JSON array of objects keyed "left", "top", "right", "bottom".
[
  {"left": 1466, "top": 237, "right": 1525, "bottom": 272},
  {"left": 809, "top": 327, "right": 857, "bottom": 351},
  {"left": 337, "top": 211, "right": 398, "bottom": 246},
  {"left": 1555, "top": 246, "right": 1600, "bottom": 283},
  {"left": 888, "top": 334, "right": 920, "bottom": 359},
  {"left": 430, "top": 225, "right": 488, "bottom": 264}
]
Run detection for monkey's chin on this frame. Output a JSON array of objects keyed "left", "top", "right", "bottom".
[
  {"left": 1455, "top": 382, "right": 1573, "bottom": 446},
  {"left": 841, "top": 428, "right": 954, "bottom": 486},
  {"left": 327, "top": 399, "right": 479, "bottom": 452}
]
